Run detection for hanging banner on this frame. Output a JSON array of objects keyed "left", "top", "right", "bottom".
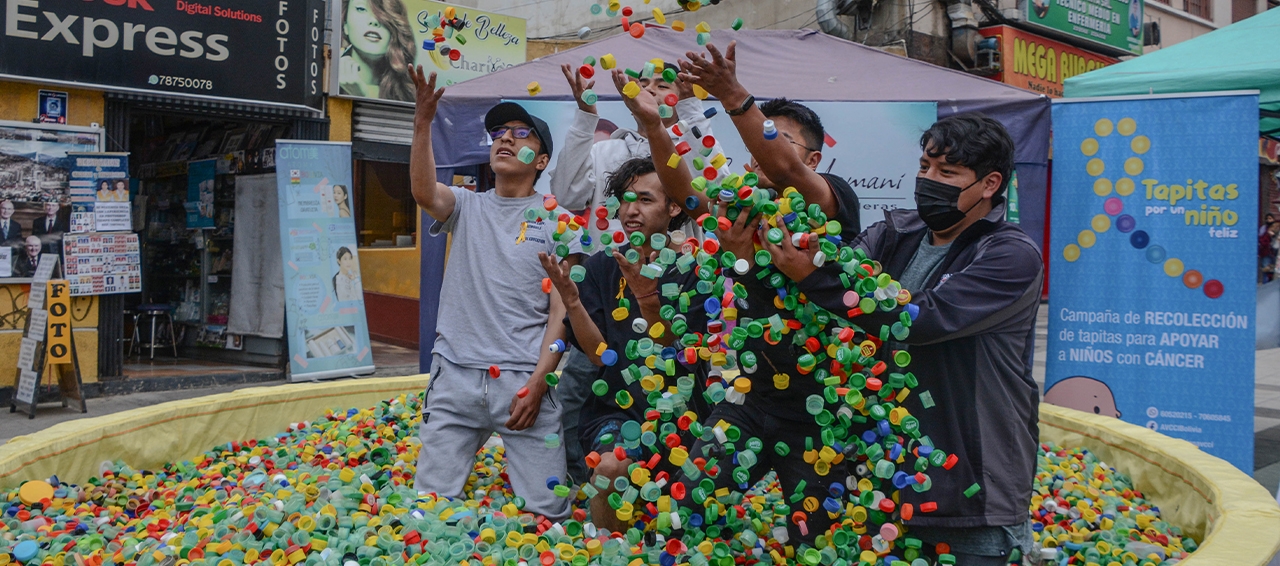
[
  {"left": 186, "top": 159, "right": 216, "bottom": 229},
  {"left": 331, "top": 0, "right": 527, "bottom": 102},
  {"left": 274, "top": 140, "right": 374, "bottom": 381},
  {"left": 518, "top": 100, "right": 937, "bottom": 231},
  {"left": 1046, "top": 92, "right": 1258, "bottom": 471}
]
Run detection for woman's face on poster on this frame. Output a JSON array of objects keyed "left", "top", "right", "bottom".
[{"left": 345, "top": 0, "right": 390, "bottom": 58}]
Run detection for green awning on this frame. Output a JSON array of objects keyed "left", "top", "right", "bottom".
[{"left": 1064, "top": 8, "right": 1280, "bottom": 137}]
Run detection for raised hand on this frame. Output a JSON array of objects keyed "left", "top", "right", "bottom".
[
  {"left": 539, "top": 252, "right": 580, "bottom": 307},
  {"left": 679, "top": 42, "right": 746, "bottom": 104},
  {"left": 612, "top": 249, "right": 659, "bottom": 299},
  {"left": 561, "top": 63, "right": 598, "bottom": 114},
  {"left": 715, "top": 206, "right": 762, "bottom": 264},
  {"left": 611, "top": 69, "right": 661, "bottom": 130},
  {"left": 411, "top": 66, "right": 446, "bottom": 126}
]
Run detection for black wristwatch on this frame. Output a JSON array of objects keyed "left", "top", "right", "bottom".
[{"left": 725, "top": 94, "right": 756, "bottom": 117}]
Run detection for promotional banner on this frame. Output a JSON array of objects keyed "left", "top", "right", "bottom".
[
  {"left": 0, "top": 0, "right": 324, "bottom": 109},
  {"left": 275, "top": 140, "right": 374, "bottom": 381},
  {"left": 1046, "top": 92, "right": 1258, "bottom": 471},
  {"left": 332, "top": 0, "right": 526, "bottom": 102},
  {"left": 978, "top": 26, "right": 1118, "bottom": 98},
  {"left": 517, "top": 100, "right": 937, "bottom": 231},
  {"left": 1026, "top": 0, "right": 1143, "bottom": 55}
]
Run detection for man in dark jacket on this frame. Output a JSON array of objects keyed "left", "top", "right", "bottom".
[{"left": 762, "top": 114, "right": 1042, "bottom": 564}]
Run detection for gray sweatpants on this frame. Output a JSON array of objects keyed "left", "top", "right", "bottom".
[{"left": 415, "top": 354, "right": 571, "bottom": 521}]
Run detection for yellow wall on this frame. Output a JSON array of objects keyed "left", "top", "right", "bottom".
[
  {"left": 357, "top": 213, "right": 422, "bottom": 300},
  {"left": 0, "top": 80, "right": 105, "bottom": 386},
  {"left": 328, "top": 98, "right": 352, "bottom": 142}
]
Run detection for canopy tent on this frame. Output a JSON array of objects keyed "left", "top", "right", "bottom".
[
  {"left": 1063, "top": 8, "right": 1280, "bottom": 137},
  {"left": 419, "top": 28, "right": 1052, "bottom": 366}
]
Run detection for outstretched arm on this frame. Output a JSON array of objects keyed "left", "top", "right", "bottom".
[
  {"left": 540, "top": 252, "right": 606, "bottom": 367},
  {"left": 610, "top": 70, "right": 709, "bottom": 219},
  {"left": 548, "top": 64, "right": 601, "bottom": 210},
  {"left": 680, "top": 42, "right": 837, "bottom": 217},
  {"left": 409, "top": 66, "right": 455, "bottom": 223}
]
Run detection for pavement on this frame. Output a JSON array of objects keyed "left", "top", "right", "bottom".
[{"left": 4, "top": 313, "right": 1279, "bottom": 499}]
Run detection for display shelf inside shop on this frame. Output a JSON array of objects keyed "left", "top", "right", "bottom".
[{"left": 131, "top": 115, "right": 287, "bottom": 369}]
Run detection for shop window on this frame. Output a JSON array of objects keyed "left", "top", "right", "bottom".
[
  {"left": 355, "top": 160, "right": 417, "bottom": 248},
  {"left": 1186, "top": 0, "right": 1212, "bottom": 18}
]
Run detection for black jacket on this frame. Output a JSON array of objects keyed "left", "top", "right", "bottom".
[{"left": 796, "top": 204, "right": 1043, "bottom": 528}]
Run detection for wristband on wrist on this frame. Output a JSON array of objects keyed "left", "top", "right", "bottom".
[{"left": 726, "top": 94, "right": 755, "bottom": 117}]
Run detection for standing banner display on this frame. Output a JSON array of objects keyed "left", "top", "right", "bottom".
[
  {"left": 1046, "top": 92, "right": 1258, "bottom": 471},
  {"left": 518, "top": 100, "right": 937, "bottom": 231},
  {"left": 274, "top": 141, "right": 374, "bottom": 381}
]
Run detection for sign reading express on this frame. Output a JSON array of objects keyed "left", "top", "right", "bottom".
[
  {"left": 1, "top": 0, "right": 325, "bottom": 109},
  {"left": 980, "top": 26, "right": 1117, "bottom": 98},
  {"left": 1027, "top": 0, "right": 1143, "bottom": 55}
]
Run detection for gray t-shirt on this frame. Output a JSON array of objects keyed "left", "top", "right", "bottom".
[
  {"left": 897, "top": 236, "right": 952, "bottom": 295},
  {"left": 431, "top": 187, "right": 583, "bottom": 372}
]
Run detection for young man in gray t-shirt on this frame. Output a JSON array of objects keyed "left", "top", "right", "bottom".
[{"left": 409, "top": 67, "right": 583, "bottom": 520}]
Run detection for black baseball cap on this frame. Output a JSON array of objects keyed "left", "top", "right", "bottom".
[{"left": 485, "top": 102, "right": 553, "bottom": 158}]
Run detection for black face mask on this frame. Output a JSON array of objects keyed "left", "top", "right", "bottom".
[{"left": 915, "top": 176, "right": 982, "bottom": 232}]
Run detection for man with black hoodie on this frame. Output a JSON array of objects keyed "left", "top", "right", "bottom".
[{"left": 762, "top": 114, "right": 1042, "bottom": 564}]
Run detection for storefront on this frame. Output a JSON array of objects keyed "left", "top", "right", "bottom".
[{"left": 0, "top": 0, "right": 326, "bottom": 397}]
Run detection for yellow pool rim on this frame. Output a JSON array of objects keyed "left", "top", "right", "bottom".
[{"left": 1, "top": 376, "right": 1276, "bottom": 564}]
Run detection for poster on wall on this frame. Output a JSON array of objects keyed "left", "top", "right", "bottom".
[
  {"left": 1046, "top": 92, "right": 1258, "bottom": 471},
  {"left": 518, "top": 100, "right": 937, "bottom": 231},
  {"left": 275, "top": 140, "right": 375, "bottom": 381},
  {"left": 331, "top": 0, "right": 527, "bottom": 103},
  {"left": 0, "top": 121, "right": 101, "bottom": 281},
  {"left": 186, "top": 159, "right": 217, "bottom": 230},
  {"left": 63, "top": 233, "right": 142, "bottom": 296},
  {"left": 67, "top": 152, "right": 130, "bottom": 234},
  {"left": 1026, "top": 0, "right": 1143, "bottom": 55}
]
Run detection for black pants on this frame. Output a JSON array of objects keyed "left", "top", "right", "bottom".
[{"left": 672, "top": 402, "right": 844, "bottom": 546}]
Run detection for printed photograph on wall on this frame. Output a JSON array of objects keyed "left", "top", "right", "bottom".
[{"left": 0, "top": 121, "right": 101, "bottom": 280}]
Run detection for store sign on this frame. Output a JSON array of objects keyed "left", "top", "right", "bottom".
[
  {"left": 1047, "top": 93, "right": 1258, "bottom": 472},
  {"left": 1026, "top": 0, "right": 1143, "bottom": 55},
  {"left": 980, "top": 26, "right": 1118, "bottom": 98},
  {"left": 45, "top": 279, "right": 71, "bottom": 364},
  {"left": 332, "top": 0, "right": 526, "bottom": 103},
  {"left": 0, "top": 0, "right": 325, "bottom": 109}
]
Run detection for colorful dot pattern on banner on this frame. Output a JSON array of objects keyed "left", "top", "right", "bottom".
[{"left": 1064, "top": 118, "right": 1225, "bottom": 299}]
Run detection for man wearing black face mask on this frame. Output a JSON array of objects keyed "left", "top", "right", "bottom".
[{"left": 765, "top": 114, "right": 1042, "bottom": 564}]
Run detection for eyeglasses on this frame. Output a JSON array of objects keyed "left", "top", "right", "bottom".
[
  {"left": 781, "top": 132, "right": 820, "bottom": 153},
  {"left": 488, "top": 126, "right": 534, "bottom": 141}
]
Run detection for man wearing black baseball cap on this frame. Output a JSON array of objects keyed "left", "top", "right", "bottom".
[{"left": 409, "top": 66, "right": 583, "bottom": 522}]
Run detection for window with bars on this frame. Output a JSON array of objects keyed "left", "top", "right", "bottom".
[{"left": 1186, "top": 0, "right": 1212, "bottom": 18}]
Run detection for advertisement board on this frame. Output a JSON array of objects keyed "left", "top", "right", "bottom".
[
  {"left": 274, "top": 140, "right": 374, "bottom": 381},
  {"left": 979, "top": 26, "right": 1119, "bottom": 98},
  {"left": 0, "top": 0, "right": 325, "bottom": 110},
  {"left": 1026, "top": 0, "right": 1143, "bottom": 55},
  {"left": 331, "top": 0, "right": 526, "bottom": 103},
  {"left": 1046, "top": 92, "right": 1258, "bottom": 471}
]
